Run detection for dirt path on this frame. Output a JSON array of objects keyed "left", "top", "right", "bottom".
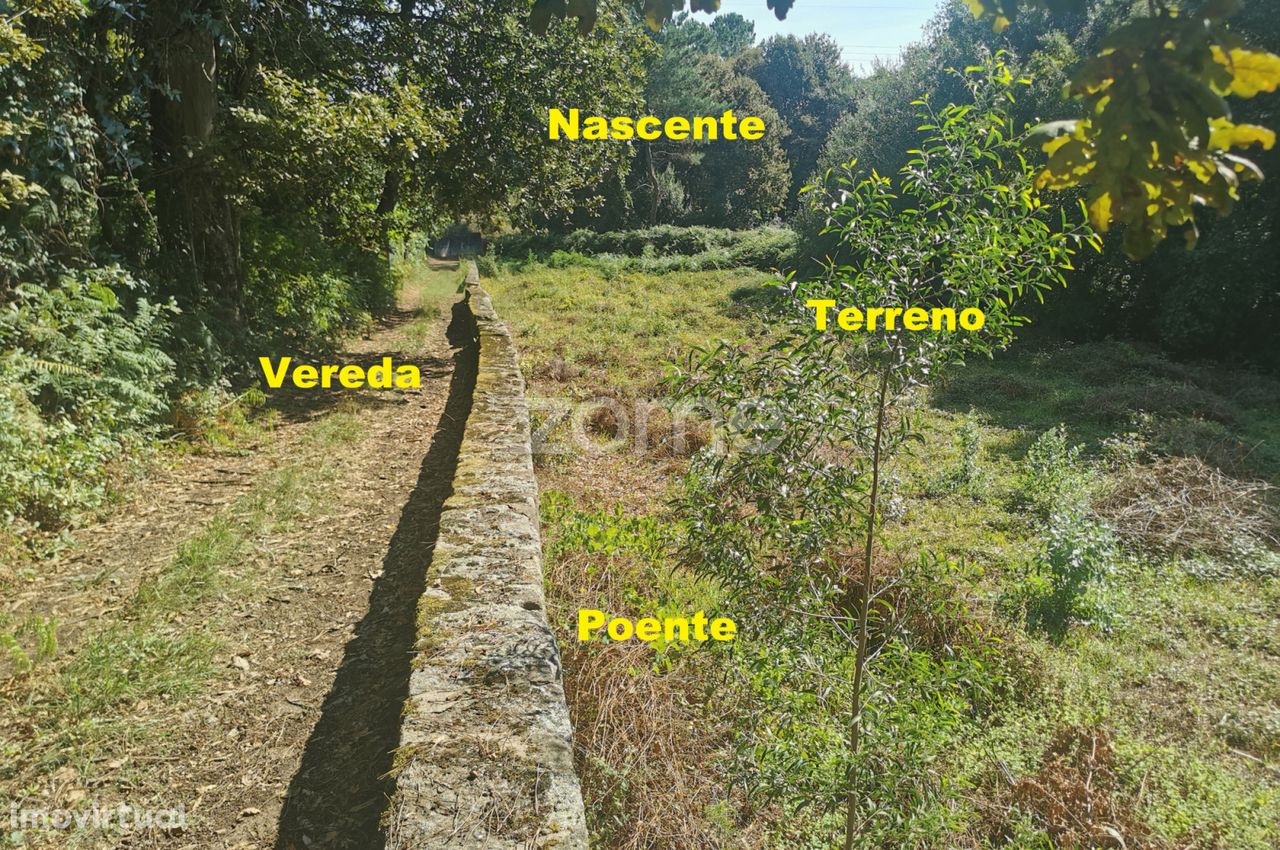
[{"left": 0, "top": 264, "right": 475, "bottom": 849}]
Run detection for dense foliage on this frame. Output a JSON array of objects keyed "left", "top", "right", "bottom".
[
  {"left": 548, "top": 15, "right": 793, "bottom": 229},
  {"left": 522, "top": 1, "right": 1280, "bottom": 368},
  {"left": 542, "top": 0, "right": 1280, "bottom": 256},
  {"left": 813, "top": 0, "right": 1280, "bottom": 369},
  {"left": 0, "top": 0, "right": 649, "bottom": 530},
  {"left": 492, "top": 224, "right": 797, "bottom": 270}
]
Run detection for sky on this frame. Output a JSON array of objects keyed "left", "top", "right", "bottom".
[{"left": 709, "top": 0, "right": 948, "bottom": 74}]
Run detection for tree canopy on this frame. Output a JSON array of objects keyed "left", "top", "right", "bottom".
[{"left": 534, "top": 0, "right": 1280, "bottom": 257}]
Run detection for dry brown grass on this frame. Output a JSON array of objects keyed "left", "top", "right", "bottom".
[
  {"left": 1094, "top": 456, "right": 1278, "bottom": 560},
  {"left": 640, "top": 404, "right": 712, "bottom": 460},
  {"left": 563, "top": 638, "right": 731, "bottom": 848},
  {"left": 545, "top": 547, "right": 770, "bottom": 850},
  {"left": 1009, "top": 726, "right": 1168, "bottom": 850},
  {"left": 976, "top": 726, "right": 1174, "bottom": 850}
]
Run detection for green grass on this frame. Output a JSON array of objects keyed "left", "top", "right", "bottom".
[
  {"left": 488, "top": 262, "right": 1280, "bottom": 849},
  {"left": 0, "top": 406, "right": 368, "bottom": 806},
  {"left": 484, "top": 263, "right": 758, "bottom": 640},
  {"left": 936, "top": 339, "right": 1280, "bottom": 480},
  {"left": 901, "top": 354, "right": 1280, "bottom": 848},
  {"left": 483, "top": 263, "right": 774, "bottom": 397},
  {"left": 485, "top": 265, "right": 768, "bottom": 845},
  {"left": 395, "top": 262, "right": 465, "bottom": 348}
]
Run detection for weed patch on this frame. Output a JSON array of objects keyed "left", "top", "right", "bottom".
[
  {"left": 1002, "top": 726, "right": 1155, "bottom": 849},
  {"left": 491, "top": 262, "right": 1280, "bottom": 850},
  {"left": 541, "top": 494, "right": 748, "bottom": 847},
  {"left": 1096, "top": 455, "right": 1277, "bottom": 564}
]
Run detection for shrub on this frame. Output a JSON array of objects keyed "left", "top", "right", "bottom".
[
  {"left": 241, "top": 216, "right": 394, "bottom": 353},
  {"left": 0, "top": 270, "right": 176, "bottom": 528},
  {"left": 1020, "top": 426, "right": 1090, "bottom": 518},
  {"left": 490, "top": 225, "right": 798, "bottom": 271},
  {"left": 931, "top": 411, "right": 987, "bottom": 496},
  {"left": 473, "top": 253, "right": 500, "bottom": 278},
  {"left": 723, "top": 227, "right": 797, "bottom": 269},
  {"left": 1010, "top": 427, "right": 1115, "bottom": 635},
  {"left": 247, "top": 270, "right": 362, "bottom": 350},
  {"left": 546, "top": 249, "right": 589, "bottom": 269},
  {"left": 1017, "top": 509, "right": 1117, "bottom": 636}
]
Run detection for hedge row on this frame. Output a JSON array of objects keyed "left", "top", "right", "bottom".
[{"left": 491, "top": 225, "right": 798, "bottom": 271}]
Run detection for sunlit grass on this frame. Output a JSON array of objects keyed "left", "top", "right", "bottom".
[
  {"left": 0, "top": 406, "right": 367, "bottom": 813},
  {"left": 483, "top": 263, "right": 774, "bottom": 396},
  {"left": 489, "top": 262, "right": 1280, "bottom": 849}
]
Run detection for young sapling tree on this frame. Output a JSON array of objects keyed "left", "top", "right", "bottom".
[{"left": 671, "top": 57, "right": 1097, "bottom": 847}]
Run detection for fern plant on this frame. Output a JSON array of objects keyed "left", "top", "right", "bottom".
[{"left": 0, "top": 269, "right": 176, "bottom": 527}]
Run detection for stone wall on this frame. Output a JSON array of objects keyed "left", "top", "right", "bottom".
[{"left": 386, "top": 263, "right": 588, "bottom": 848}]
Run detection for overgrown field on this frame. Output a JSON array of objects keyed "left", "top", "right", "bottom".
[{"left": 483, "top": 258, "right": 1280, "bottom": 849}]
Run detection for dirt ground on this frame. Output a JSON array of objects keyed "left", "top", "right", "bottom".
[{"left": 1, "top": 264, "right": 474, "bottom": 849}]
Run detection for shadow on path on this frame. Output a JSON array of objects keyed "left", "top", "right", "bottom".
[
  {"left": 262, "top": 302, "right": 453, "bottom": 426},
  {"left": 274, "top": 299, "right": 478, "bottom": 850}
]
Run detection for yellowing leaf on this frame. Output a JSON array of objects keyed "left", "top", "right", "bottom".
[
  {"left": 1187, "top": 158, "right": 1217, "bottom": 183},
  {"left": 1036, "top": 160, "right": 1095, "bottom": 190},
  {"left": 994, "top": 15, "right": 1011, "bottom": 32},
  {"left": 963, "top": 0, "right": 986, "bottom": 18},
  {"left": 1208, "top": 118, "right": 1276, "bottom": 151},
  {"left": 1211, "top": 46, "right": 1280, "bottom": 97},
  {"left": 1088, "top": 192, "right": 1113, "bottom": 231},
  {"left": 1042, "top": 134, "right": 1073, "bottom": 155}
]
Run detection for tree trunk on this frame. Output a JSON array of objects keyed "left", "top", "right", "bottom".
[
  {"left": 376, "top": 169, "right": 402, "bottom": 218},
  {"left": 145, "top": 0, "right": 242, "bottom": 332},
  {"left": 844, "top": 364, "right": 891, "bottom": 850},
  {"left": 371, "top": 0, "right": 414, "bottom": 232},
  {"left": 645, "top": 140, "right": 659, "bottom": 227}
]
